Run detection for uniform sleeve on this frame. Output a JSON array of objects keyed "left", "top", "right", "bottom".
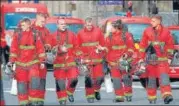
[
  {"left": 44, "top": 29, "right": 52, "bottom": 47},
  {"left": 139, "top": 29, "right": 149, "bottom": 59},
  {"left": 126, "top": 33, "right": 135, "bottom": 62},
  {"left": 74, "top": 32, "right": 84, "bottom": 57},
  {"left": 165, "top": 30, "right": 174, "bottom": 59},
  {"left": 35, "top": 33, "right": 46, "bottom": 63},
  {"left": 9, "top": 33, "right": 19, "bottom": 63},
  {"left": 98, "top": 29, "right": 105, "bottom": 46}
]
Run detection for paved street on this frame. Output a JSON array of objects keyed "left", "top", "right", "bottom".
[{"left": 2, "top": 72, "right": 179, "bottom": 105}]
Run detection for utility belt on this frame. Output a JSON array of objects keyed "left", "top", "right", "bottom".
[
  {"left": 145, "top": 53, "right": 168, "bottom": 65},
  {"left": 109, "top": 59, "right": 131, "bottom": 73}
]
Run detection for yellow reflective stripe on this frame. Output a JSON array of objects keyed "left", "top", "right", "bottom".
[
  {"left": 92, "top": 59, "right": 103, "bottom": 63},
  {"left": 86, "top": 94, "right": 95, "bottom": 98},
  {"left": 149, "top": 41, "right": 165, "bottom": 45},
  {"left": 10, "top": 53, "right": 17, "bottom": 57},
  {"left": 81, "top": 42, "right": 99, "bottom": 47},
  {"left": 162, "top": 92, "right": 172, "bottom": 98},
  {"left": 54, "top": 62, "right": 76, "bottom": 68},
  {"left": 38, "top": 53, "right": 46, "bottom": 58},
  {"left": 19, "top": 45, "right": 35, "bottom": 50},
  {"left": 139, "top": 48, "right": 145, "bottom": 52},
  {"left": 16, "top": 60, "right": 39, "bottom": 67},
  {"left": 148, "top": 96, "right": 157, "bottom": 100},
  {"left": 19, "top": 100, "right": 29, "bottom": 105},
  {"left": 124, "top": 93, "right": 132, "bottom": 97},
  {"left": 67, "top": 90, "right": 73, "bottom": 95},
  {"left": 29, "top": 97, "right": 44, "bottom": 102},
  {"left": 167, "top": 49, "right": 174, "bottom": 54},
  {"left": 116, "top": 96, "right": 124, "bottom": 99},
  {"left": 65, "top": 44, "right": 73, "bottom": 48},
  {"left": 128, "top": 48, "right": 134, "bottom": 52},
  {"left": 76, "top": 51, "right": 83, "bottom": 56},
  {"left": 58, "top": 97, "right": 67, "bottom": 101},
  {"left": 158, "top": 57, "right": 168, "bottom": 61},
  {"left": 112, "top": 45, "right": 126, "bottom": 50}
]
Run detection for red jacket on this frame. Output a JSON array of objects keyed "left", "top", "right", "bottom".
[
  {"left": 32, "top": 23, "right": 51, "bottom": 46},
  {"left": 9, "top": 29, "right": 45, "bottom": 66},
  {"left": 76, "top": 26, "right": 105, "bottom": 64},
  {"left": 1, "top": 30, "right": 7, "bottom": 48},
  {"left": 139, "top": 26, "right": 174, "bottom": 61},
  {"left": 105, "top": 31, "right": 135, "bottom": 63},
  {"left": 50, "top": 29, "right": 77, "bottom": 65}
]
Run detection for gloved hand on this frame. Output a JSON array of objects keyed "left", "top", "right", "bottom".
[
  {"left": 40, "top": 63, "right": 45, "bottom": 69},
  {"left": 60, "top": 45, "right": 68, "bottom": 53},
  {"left": 44, "top": 44, "right": 51, "bottom": 52}
]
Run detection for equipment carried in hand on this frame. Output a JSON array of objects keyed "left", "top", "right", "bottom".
[{"left": 75, "top": 58, "right": 90, "bottom": 76}]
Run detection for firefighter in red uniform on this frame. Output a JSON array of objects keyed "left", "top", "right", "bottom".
[
  {"left": 76, "top": 17, "right": 106, "bottom": 103},
  {"left": 49, "top": 18, "right": 79, "bottom": 105},
  {"left": 31, "top": 13, "right": 51, "bottom": 105},
  {"left": 0, "top": 29, "right": 5, "bottom": 106},
  {"left": 105, "top": 20, "right": 135, "bottom": 102},
  {"left": 8, "top": 18, "right": 46, "bottom": 106},
  {"left": 138, "top": 15, "right": 174, "bottom": 104}
]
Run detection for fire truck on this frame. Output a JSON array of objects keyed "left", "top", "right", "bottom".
[
  {"left": 1, "top": 2, "right": 48, "bottom": 46},
  {"left": 99, "top": 16, "right": 179, "bottom": 88}
]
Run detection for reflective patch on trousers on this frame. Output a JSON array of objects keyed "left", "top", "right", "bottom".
[
  {"left": 123, "top": 74, "right": 132, "bottom": 87},
  {"left": 70, "top": 78, "right": 78, "bottom": 88},
  {"left": 30, "top": 77, "right": 40, "bottom": 90},
  {"left": 56, "top": 79, "right": 66, "bottom": 91},
  {"left": 85, "top": 76, "right": 93, "bottom": 88},
  {"left": 39, "top": 79, "right": 46, "bottom": 90},
  {"left": 148, "top": 77, "right": 157, "bottom": 89},
  {"left": 112, "top": 78, "right": 122, "bottom": 90},
  {"left": 96, "top": 77, "right": 104, "bottom": 86},
  {"left": 160, "top": 73, "right": 170, "bottom": 86},
  {"left": 17, "top": 82, "right": 27, "bottom": 94}
]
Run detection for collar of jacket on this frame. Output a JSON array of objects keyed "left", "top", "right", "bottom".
[
  {"left": 57, "top": 29, "right": 68, "bottom": 34},
  {"left": 84, "top": 25, "right": 94, "bottom": 32},
  {"left": 155, "top": 24, "right": 163, "bottom": 33},
  {"left": 112, "top": 30, "right": 122, "bottom": 36}
]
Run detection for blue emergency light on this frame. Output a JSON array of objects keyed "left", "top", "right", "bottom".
[
  {"left": 115, "top": 12, "right": 136, "bottom": 16},
  {"left": 53, "top": 14, "right": 72, "bottom": 17}
]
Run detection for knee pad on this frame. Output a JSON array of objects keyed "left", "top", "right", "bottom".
[
  {"left": 148, "top": 77, "right": 157, "bottom": 88},
  {"left": 123, "top": 74, "right": 132, "bottom": 87},
  {"left": 160, "top": 73, "right": 170, "bottom": 86},
  {"left": 56, "top": 79, "right": 66, "bottom": 91},
  {"left": 40, "top": 79, "right": 46, "bottom": 90},
  {"left": 70, "top": 78, "right": 78, "bottom": 88},
  {"left": 85, "top": 76, "right": 93, "bottom": 88},
  {"left": 112, "top": 78, "right": 122, "bottom": 90},
  {"left": 30, "top": 77, "right": 40, "bottom": 90}
]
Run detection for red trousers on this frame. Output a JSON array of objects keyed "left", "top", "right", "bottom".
[
  {"left": 110, "top": 68, "right": 132, "bottom": 99},
  {"left": 85, "top": 64, "right": 104, "bottom": 98},
  {"left": 146, "top": 62, "right": 172, "bottom": 100},
  {"left": 37, "top": 67, "right": 47, "bottom": 101},
  {"left": 16, "top": 64, "right": 41, "bottom": 105},
  {"left": 54, "top": 67, "right": 79, "bottom": 102}
]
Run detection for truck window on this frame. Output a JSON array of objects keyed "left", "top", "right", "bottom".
[
  {"left": 5, "top": 13, "right": 36, "bottom": 30},
  {"left": 171, "top": 30, "right": 179, "bottom": 45},
  {"left": 45, "top": 23, "right": 83, "bottom": 34},
  {"left": 125, "top": 23, "right": 150, "bottom": 42}
]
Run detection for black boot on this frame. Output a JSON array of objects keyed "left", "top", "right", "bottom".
[
  {"left": 59, "top": 100, "right": 66, "bottom": 105},
  {"left": 87, "top": 97, "right": 94, "bottom": 103},
  {"left": 95, "top": 92, "right": 101, "bottom": 100},
  {"left": 126, "top": 96, "right": 132, "bottom": 102},
  {"left": 37, "top": 101, "right": 44, "bottom": 106},
  {"left": 68, "top": 95, "right": 74, "bottom": 102},
  {"left": 29, "top": 101, "right": 39, "bottom": 106},
  {"left": 149, "top": 99, "right": 157, "bottom": 104},
  {"left": 113, "top": 98, "right": 124, "bottom": 102},
  {"left": 164, "top": 95, "right": 173, "bottom": 104}
]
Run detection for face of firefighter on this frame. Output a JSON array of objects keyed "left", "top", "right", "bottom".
[
  {"left": 151, "top": 18, "right": 161, "bottom": 29},
  {"left": 85, "top": 20, "right": 93, "bottom": 31},
  {"left": 21, "top": 21, "right": 31, "bottom": 31},
  {"left": 36, "top": 15, "right": 46, "bottom": 27},
  {"left": 57, "top": 19, "right": 67, "bottom": 31}
]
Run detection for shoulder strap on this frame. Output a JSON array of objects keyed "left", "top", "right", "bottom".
[{"left": 32, "top": 29, "right": 37, "bottom": 45}]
